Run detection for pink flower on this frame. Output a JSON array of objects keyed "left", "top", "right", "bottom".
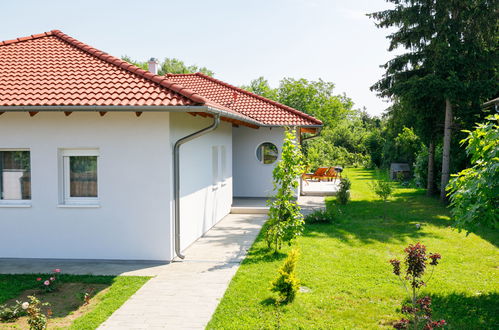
[
  {"left": 54, "top": 269, "right": 61, "bottom": 273},
  {"left": 36, "top": 277, "right": 42, "bottom": 281},
  {"left": 50, "top": 277, "right": 55, "bottom": 281},
  {"left": 44, "top": 280, "right": 50, "bottom": 286}
]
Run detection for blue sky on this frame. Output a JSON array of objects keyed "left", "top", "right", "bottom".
[{"left": 1, "top": 0, "right": 396, "bottom": 115}]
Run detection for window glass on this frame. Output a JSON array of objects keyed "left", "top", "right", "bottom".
[
  {"left": 69, "top": 156, "right": 97, "bottom": 197},
  {"left": 0, "top": 151, "right": 31, "bottom": 200},
  {"left": 256, "top": 143, "right": 278, "bottom": 164}
]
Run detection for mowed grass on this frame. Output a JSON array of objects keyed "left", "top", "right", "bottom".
[
  {"left": 0, "top": 274, "right": 149, "bottom": 329},
  {"left": 207, "top": 168, "right": 499, "bottom": 329}
]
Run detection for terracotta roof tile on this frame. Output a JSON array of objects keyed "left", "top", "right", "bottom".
[
  {"left": 0, "top": 30, "right": 206, "bottom": 107},
  {"left": 166, "top": 73, "right": 322, "bottom": 126}
]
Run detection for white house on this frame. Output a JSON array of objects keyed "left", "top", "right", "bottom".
[{"left": 0, "top": 30, "right": 322, "bottom": 261}]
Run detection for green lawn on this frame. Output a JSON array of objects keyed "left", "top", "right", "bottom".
[
  {"left": 208, "top": 168, "right": 498, "bottom": 329},
  {"left": 0, "top": 274, "right": 149, "bottom": 329}
]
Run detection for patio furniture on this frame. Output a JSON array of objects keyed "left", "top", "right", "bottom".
[
  {"left": 302, "top": 167, "right": 329, "bottom": 184},
  {"left": 323, "top": 167, "right": 339, "bottom": 182}
]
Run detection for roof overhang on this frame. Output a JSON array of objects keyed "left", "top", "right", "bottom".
[{"left": 0, "top": 105, "right": 323, "bottom": 132}]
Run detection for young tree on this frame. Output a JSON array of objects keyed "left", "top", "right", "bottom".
[
  {"left": 265, "top": 129, "right": 305, "bottom": 253},
  {"left": 447, "top": 115, "right": 499, "bottom": 232},
  {"left": 370, "top": 0, "right": 498, "bottom": 201}
]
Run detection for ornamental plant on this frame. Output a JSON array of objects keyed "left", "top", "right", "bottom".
[
  {"left": 371, "top": 179, "right": 394, "bottom": 219},
  {"left": 265, "top": 129, "right": 305, "bottom": 253},
  {"left": 336, "top": 177, "right": 351, "bottom": 205},
  {"left": 0, "top": 300, "right": 27, "bottom": 322},
  {"left": 270, "top": 248, "right": 300, "bottom": 304},
  {"left": 36, "top": 269, "right": 61, "bottom": 293},
  {"left": 389, "top": 243, "right": 445, "bottom": 329},
  {"left": 26, "top": 296, "right": 49, "bottom": 330},
  {"left": 447, "top": 114, "right": 499, "bottom": 232},
  {"left": 304, "top": 207, "right": 335, "bottom": 224}
]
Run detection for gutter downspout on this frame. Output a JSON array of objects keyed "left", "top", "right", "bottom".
[{"left": 173, "top": 113, "right": 221, "bottom": 260}]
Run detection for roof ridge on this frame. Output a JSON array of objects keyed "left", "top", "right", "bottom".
[
  {"left": 1, "top": 30, "right": 207, "bottom": 104},
  {"left": 0, "top": 31, "right": 54, "bottom": 46},
  {"left": 49, "top": 30, "right": 207, "bottom": 105},
  {"left": 167, "top": 72, "right": 322, "bottom": 125}
]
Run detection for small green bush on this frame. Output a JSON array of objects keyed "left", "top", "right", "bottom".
[
  {"left": 370, "top": 180, "right": 394, "bottom": 202},
  {"left": 336, "top": 177, "right": 351, "bottom": 205},
  {"left": 304, "top": 208, "right": 335, "bottom": 224},
  {"left": 0, "top": 301, "right": 27, "bottom": 322},
  {"left": 271, "top": 249, "right": 300, "bottom": 304}
]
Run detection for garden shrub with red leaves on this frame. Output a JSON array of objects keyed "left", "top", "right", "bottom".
[{"left": 389, "top": 243, "right": 445, "bottom": 329}]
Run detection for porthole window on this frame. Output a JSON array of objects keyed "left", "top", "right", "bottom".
[{"left": 256, "top": 142, "right": 278, "bottom": 164}]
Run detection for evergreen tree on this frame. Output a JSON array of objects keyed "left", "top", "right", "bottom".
[{"left": 370, "top": 0, "right": 498, "bottom": 200}]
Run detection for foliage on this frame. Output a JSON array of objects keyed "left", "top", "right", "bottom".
[
  {"left": 270, "top": 249, "right": 300, "bottom": 304},
  {"left": 121, "top": 56, "right": 214, "bottom": 76},
  {"left": 447, "top": 115, "right": 499, "bottom": 232},
  {"left": 371, "top": 180, "right": 394, "bottom": 202},
  {"left": 389, "top": 243, "right": 444, "bottom": 329},
  {"left": 414, "top": 144, "right": 443, "bottom": 189},
  {"left": 304, "top": 208, "right": 335, "bottom": 224},
  {"left": 26, "top": 295, "right": 49, "bottom": 330},
  {"left": 208, "top": 169, "right": 498, "bottom": 329},
  {"left": 0, "top": 300, "right": 27, "bottom": 322},
  {"left": 243, "top": 77, "right": 378, "bottom": 168},
  {"left": 265, "top": 129, "right": 305, "bottom": 252},
  {"left": 369, "top": 0, "right": 498, "bottom": 198},
  {"left": 36, "top": 269, "right": 61, "bottom": 293},
  {"left": 336, "top": 177, "right": 351, "bottom": 205}
]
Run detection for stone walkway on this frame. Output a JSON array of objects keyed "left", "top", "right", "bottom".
[{"left": 99, "top": 213, "right": 267, "bottom": 329}]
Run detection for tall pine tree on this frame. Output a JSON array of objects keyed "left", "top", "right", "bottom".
[{"left": 370, "top": 0, "right": 498, "bottom": 200}]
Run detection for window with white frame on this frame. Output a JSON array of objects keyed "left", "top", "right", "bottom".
[
  {"left": 60, "top": 149, "right": 99, "bottom": 204},
  {"left": 0, "top": 150, "right": 31, "bottom": 203}
]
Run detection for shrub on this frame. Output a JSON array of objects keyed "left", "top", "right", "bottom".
[
  {"left": 389, "top": 243, "right": 445, "bottom": 329},
  {"left": 304, "top": 208, "right": 335, "bottom": 224},
  {"left": 447, "top": 114, "right": 499, "bottom": 232},
  {"left": 336, "top": 177, "right": 351, "bottom": 205},
  {"left": 0, "top": 301, "right": 27, "bottom": 322},
  {"left": 36, "top": 269, "right": 61, "bottom": 293},
  {"left": 26, "top": 296, "right": 49, "bottom": 330},
  {"left": 266, "top": 129, "right": 305, "bottom": 252},
  {"left": 371, "top": 180, "right": 394, "bottom": 202},
  {"left": 271, "top": 249, "right": 300, "bottom": 304}
]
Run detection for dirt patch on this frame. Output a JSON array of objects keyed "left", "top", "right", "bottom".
[{"left": 0, "top": 282, "right": 109, "bottom": 329}]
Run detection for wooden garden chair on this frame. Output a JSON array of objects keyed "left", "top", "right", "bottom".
[{"left": 302, "top": 167, "right": 329, "bottom": 184}]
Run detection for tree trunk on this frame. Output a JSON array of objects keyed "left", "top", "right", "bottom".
[
  {"left": 426, "top": 141, "right": 435, "bottom": 196},
  {"left": 440, "top": 99, "right": 453, "bottom": 201}
]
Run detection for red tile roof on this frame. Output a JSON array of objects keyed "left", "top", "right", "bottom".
[
  {"left": 0, "top": 30, "right": 322, "bottom": 127},
  {"left": 0, "top": 30, "right": 207, "bottom": 107},
  {"left": 166, "top": 73, "right": 322, "bottom": 126}
]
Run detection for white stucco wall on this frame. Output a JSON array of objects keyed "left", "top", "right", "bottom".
[
  {"left": 0, "top": 112, "right": 172, "bottom": 261},
  {"left": 232, "top": 126, "right": 285, "bottom": 197},
  {"left": 169, "top": 113, "right": 233, "bottom": 252}
]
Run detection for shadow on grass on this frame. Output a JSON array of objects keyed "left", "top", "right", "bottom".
[
  {"left": 242, "top": 246, "right": 287, "bottom": 266},
  {"left": 431, "top": 292, "right": 499, "bottom": 329},
  {"left": 305, "top": 197, "right": 447, "bottom": 245},
  {"left": 260, "top": 297, "right": 278, "bottom": 306}
]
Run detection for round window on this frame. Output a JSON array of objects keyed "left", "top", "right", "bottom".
[{"left": 256, "top": 142, "right": 278, "bottom": 164}]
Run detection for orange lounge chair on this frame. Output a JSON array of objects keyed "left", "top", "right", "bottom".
[
  {"left": 302, "top": 167, "right": 329, "bottom": 183},
  {"left": 323, "top": 167, "right": 339, "bottom": 182}
]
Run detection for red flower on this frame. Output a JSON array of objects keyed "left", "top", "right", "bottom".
[{"left": 36, "top": 277, "right": 42, "bottom": 281}]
